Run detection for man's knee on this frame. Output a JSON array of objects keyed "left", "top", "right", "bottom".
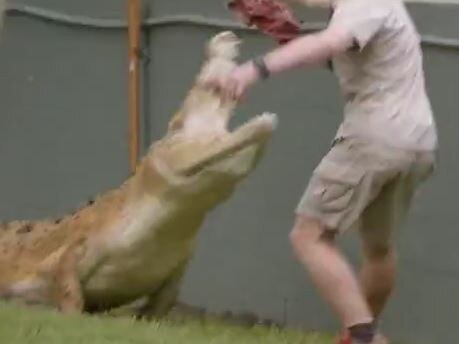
[{"left": 289, "top": 215, "right": 334, "bottom": 257}]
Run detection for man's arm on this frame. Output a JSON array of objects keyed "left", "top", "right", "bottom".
[
  {"left": 261, "top": 25, "right": 355, "bottom": 75},
  {"left": 200, "top": 25, "right": 356, "bottom": 101}
]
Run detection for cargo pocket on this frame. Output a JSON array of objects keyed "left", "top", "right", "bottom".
[{"left": 312, "top": 158, "right": 365, "bottom": 213}]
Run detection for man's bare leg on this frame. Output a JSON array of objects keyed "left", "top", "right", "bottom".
[
  {"left": 289, "top": 214, "right": 374, "bottom": 328},
  {"left": 359, "top": 229, "right": 397, "bottom": 319}
]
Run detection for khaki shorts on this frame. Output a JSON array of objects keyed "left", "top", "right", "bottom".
[{"left": 296, "top": 137, "right": 435, "bottom": 234}]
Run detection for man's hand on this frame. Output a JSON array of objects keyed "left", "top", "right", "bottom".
[{"left": 201, "top": 62, "right": 260, "bottom": 102}]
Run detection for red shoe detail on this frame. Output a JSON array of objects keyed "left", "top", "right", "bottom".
[{"left": 336, "top": 334, "right": 353, "bottom": 344}]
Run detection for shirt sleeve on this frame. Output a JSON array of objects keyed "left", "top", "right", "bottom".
[{"left": 329, "top": 0, "right": 391, "bottom": 50}]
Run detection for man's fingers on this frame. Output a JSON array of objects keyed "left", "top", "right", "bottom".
[
  {"left": 230, "top": 81, "right": 242, "bottom": 102},
  {"left": 198, "top": 75, "right": 223, "bottom": 91},
  {"left": 218, "top": 78, "right": 233, "bottom": 103},
  {"left": 236, "top": 83, "right": 246, "bottom": 101},
  {"left": 199, "top": 74, "right": 244, "bottom": 103},
  {"left": 215, "top": 76, "right": 229, "bottom": 95}
]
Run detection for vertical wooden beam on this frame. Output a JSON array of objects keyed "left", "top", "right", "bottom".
[{"left": 127, "top": 0, "right": 141, "bottom": 174}]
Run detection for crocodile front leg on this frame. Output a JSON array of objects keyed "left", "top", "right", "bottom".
[
  {"left": 50, "top": 245, "right": 84, "bottom": 313},
  {"left": 136, "top": 261, "right": 188, "bottom": 319}
]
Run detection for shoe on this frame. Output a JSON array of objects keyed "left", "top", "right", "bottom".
[{"left": 335, "top": 332, "right": 389, "bottom": 344}]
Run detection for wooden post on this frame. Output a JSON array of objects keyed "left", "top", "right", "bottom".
[{"left": 127, "top": 0, "right": 141, "bottom": 174}]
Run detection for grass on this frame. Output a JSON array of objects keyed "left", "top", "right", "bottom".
[{"left": 0, "top": 302, "right": 334, "bottom": 344}]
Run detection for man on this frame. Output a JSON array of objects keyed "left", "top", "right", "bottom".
[{"left": 202, "top": 0, "right": 438, "bottom": 343}]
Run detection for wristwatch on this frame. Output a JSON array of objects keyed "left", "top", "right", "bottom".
[{"left": 252, "top": 56, "right": 271, "bottom": 80}]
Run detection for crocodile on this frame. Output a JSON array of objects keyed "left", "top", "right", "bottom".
[{"left": 0, "top": 31, "right": 277, "bottom": 316}]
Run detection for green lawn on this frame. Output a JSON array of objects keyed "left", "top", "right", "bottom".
[{"left": 0, "top": 302, "right": 334, "bottom": 344}]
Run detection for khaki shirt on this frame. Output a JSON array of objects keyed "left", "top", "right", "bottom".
[{"left": 329, "top": 0, "right": 438, "bottom": 151}]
